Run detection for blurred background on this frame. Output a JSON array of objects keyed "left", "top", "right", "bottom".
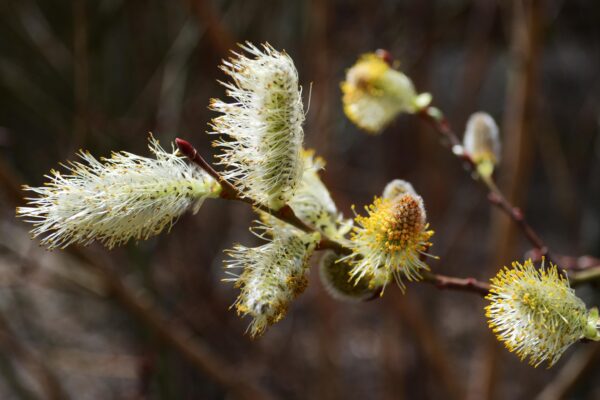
[{"left": 0, "top": 0, "right": 599, "bottom": 399}]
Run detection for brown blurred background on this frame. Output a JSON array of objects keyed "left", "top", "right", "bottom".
[{"left": 0, "top": 0, "right": 599, "bottom": 399}]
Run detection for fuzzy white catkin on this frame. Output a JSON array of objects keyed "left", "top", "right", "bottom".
[
  {"left": 463, "top": 112, "right": 501, "bottom": 164},
  {"left": 224, "top": 227, "right": 320, "bottom": 337},
  {"left": 17, "top": 137, "right": 220, "bottom": 249},
  {"left": 210, "top": 42, "right": 305, "bottom": 210}
]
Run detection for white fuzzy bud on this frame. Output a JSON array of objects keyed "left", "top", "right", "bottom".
[
  {"left": 382, "top": 179, "right": 417, "bottom": 201},
  {"left": 210, "top": 42, "right": 305, "bottom": 210},
  {"left": 463, "top": 112, "right": 501, "bottom": 177},
  {"left": 17, "top": 136, "right": 220, "bottom": 249}
]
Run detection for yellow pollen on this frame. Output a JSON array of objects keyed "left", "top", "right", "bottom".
[{"left": 356, "top": 194, "right": 424, "bottom": 254}]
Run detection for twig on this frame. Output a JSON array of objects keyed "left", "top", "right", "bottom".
[
  {"left": 421, "top": 271, "right": 490, "bottom": 296},
  {"left": 417, "top": 108, "right": 552, "bottom": 260},
  {"left": 176, "top": 138, "right": 493, "bottom": 296},
  {"left": 175, "top": 138, "right": 348, "bottom": 254}
]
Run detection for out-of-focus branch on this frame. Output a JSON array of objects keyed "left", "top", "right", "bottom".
[
  {"left": 186, "top": 0, "right": 235, "bottom": 58},
  {"left": 69, "top": 249, "right": 274, "bottom": 400},
  {"left": 0, "top": 310, "right": 68, "bottom": 400},
  {"left": 568, "top": 267, "right": 600, "bottom": 286},
  {"left": 394, "top": 293, "right": 465, "bottom": 400},
  {"left": 527, "top": 251, "right": 600, "bottom": 271},
  {"left": 535, "top": 345, "right": 600, "bottom": 400}
]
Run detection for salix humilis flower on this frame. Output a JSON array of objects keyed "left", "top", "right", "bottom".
[
  {"left": 210, "top": 42, "right": 305, "bottom": 210},
  {"left": 485, "top": 259, "right": 600, "bottom": 367},
  {"left": 17, "top": 136, "right": 221, "bottom": 249},
  {"left": 341, "top": 52, "right": 431, "bottom": 133},
  {"left": 224, "top": 225, "right": 321, "bottom": 337},
  {"left": 463, "top": 112, "right": 501, "bottom": 179},
  {"left": 319, "top": 251, "right": 381, "bottom": 302},
  {"left": 344, "top": 188, "right": 435, "bottom": 292}
]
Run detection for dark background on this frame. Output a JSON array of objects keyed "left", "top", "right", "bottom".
[{"left": 0, "top": 0, "right": 599, "bottom": 399}]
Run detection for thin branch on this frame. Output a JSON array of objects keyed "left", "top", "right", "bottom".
[
  {"left": 421, "top": 271, "right": 490, "bottom": 296},
  {"left": 176, "top": 138, "right": 493, "bottom": 296},
  {"left": 175, "top": 138, "right": 348, "bottom": 255},
  {"left": 417, "top": 108, "right": 553, "bottom": 260}
]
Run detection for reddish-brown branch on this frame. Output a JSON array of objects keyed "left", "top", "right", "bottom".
[
  {"left": 487, "top": 191, "right": 549, "bottom": 257},
  {"left": 176, "top": 138, "right": 349, "bottom": 255},
  {"left": 417, "top": 108, "right": 552, "bottom": 260},
  {"left": 421, "top": 271, "right": 490, "bottom": 296},
  {"left": 177, "top": 138, "right": 496, "bottom": 296}
]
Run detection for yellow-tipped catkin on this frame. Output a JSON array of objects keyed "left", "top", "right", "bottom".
[
  {"left": 485, "top": 259, "right": 600, "bottom": 367},
  {"left": 341, "top": 53, "right": 428, "bottom": 134},
  {"left": 224, "top": 226, "right": 320, "bottom": 337},
  {"left": 343, "top": 190, "right": 435, "bottom": 292},
  {"left": 463, "top": 112, "right": 501, "bottom": 178},
  {"left": 210, "top": 42, "right": 305, "bottom": 210}
]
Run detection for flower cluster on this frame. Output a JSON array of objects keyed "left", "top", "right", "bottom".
[
  {"left": 19, "top": 39, "right": 596, "bottom": 361},
  {"left": 344, "top": 188, "right": 435, "bottom": 292},
  {"left": 210, "top": 42, "right": 305, "bottom": 210},
  {"left": 17, "top": 136, "right": 220, "bottom": 249},
  {"left": 224, "top": 226, "right": 320, "bottom": 337},
  {"left": 486, "top": 259, "right": 598, "bottom": 367}
]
